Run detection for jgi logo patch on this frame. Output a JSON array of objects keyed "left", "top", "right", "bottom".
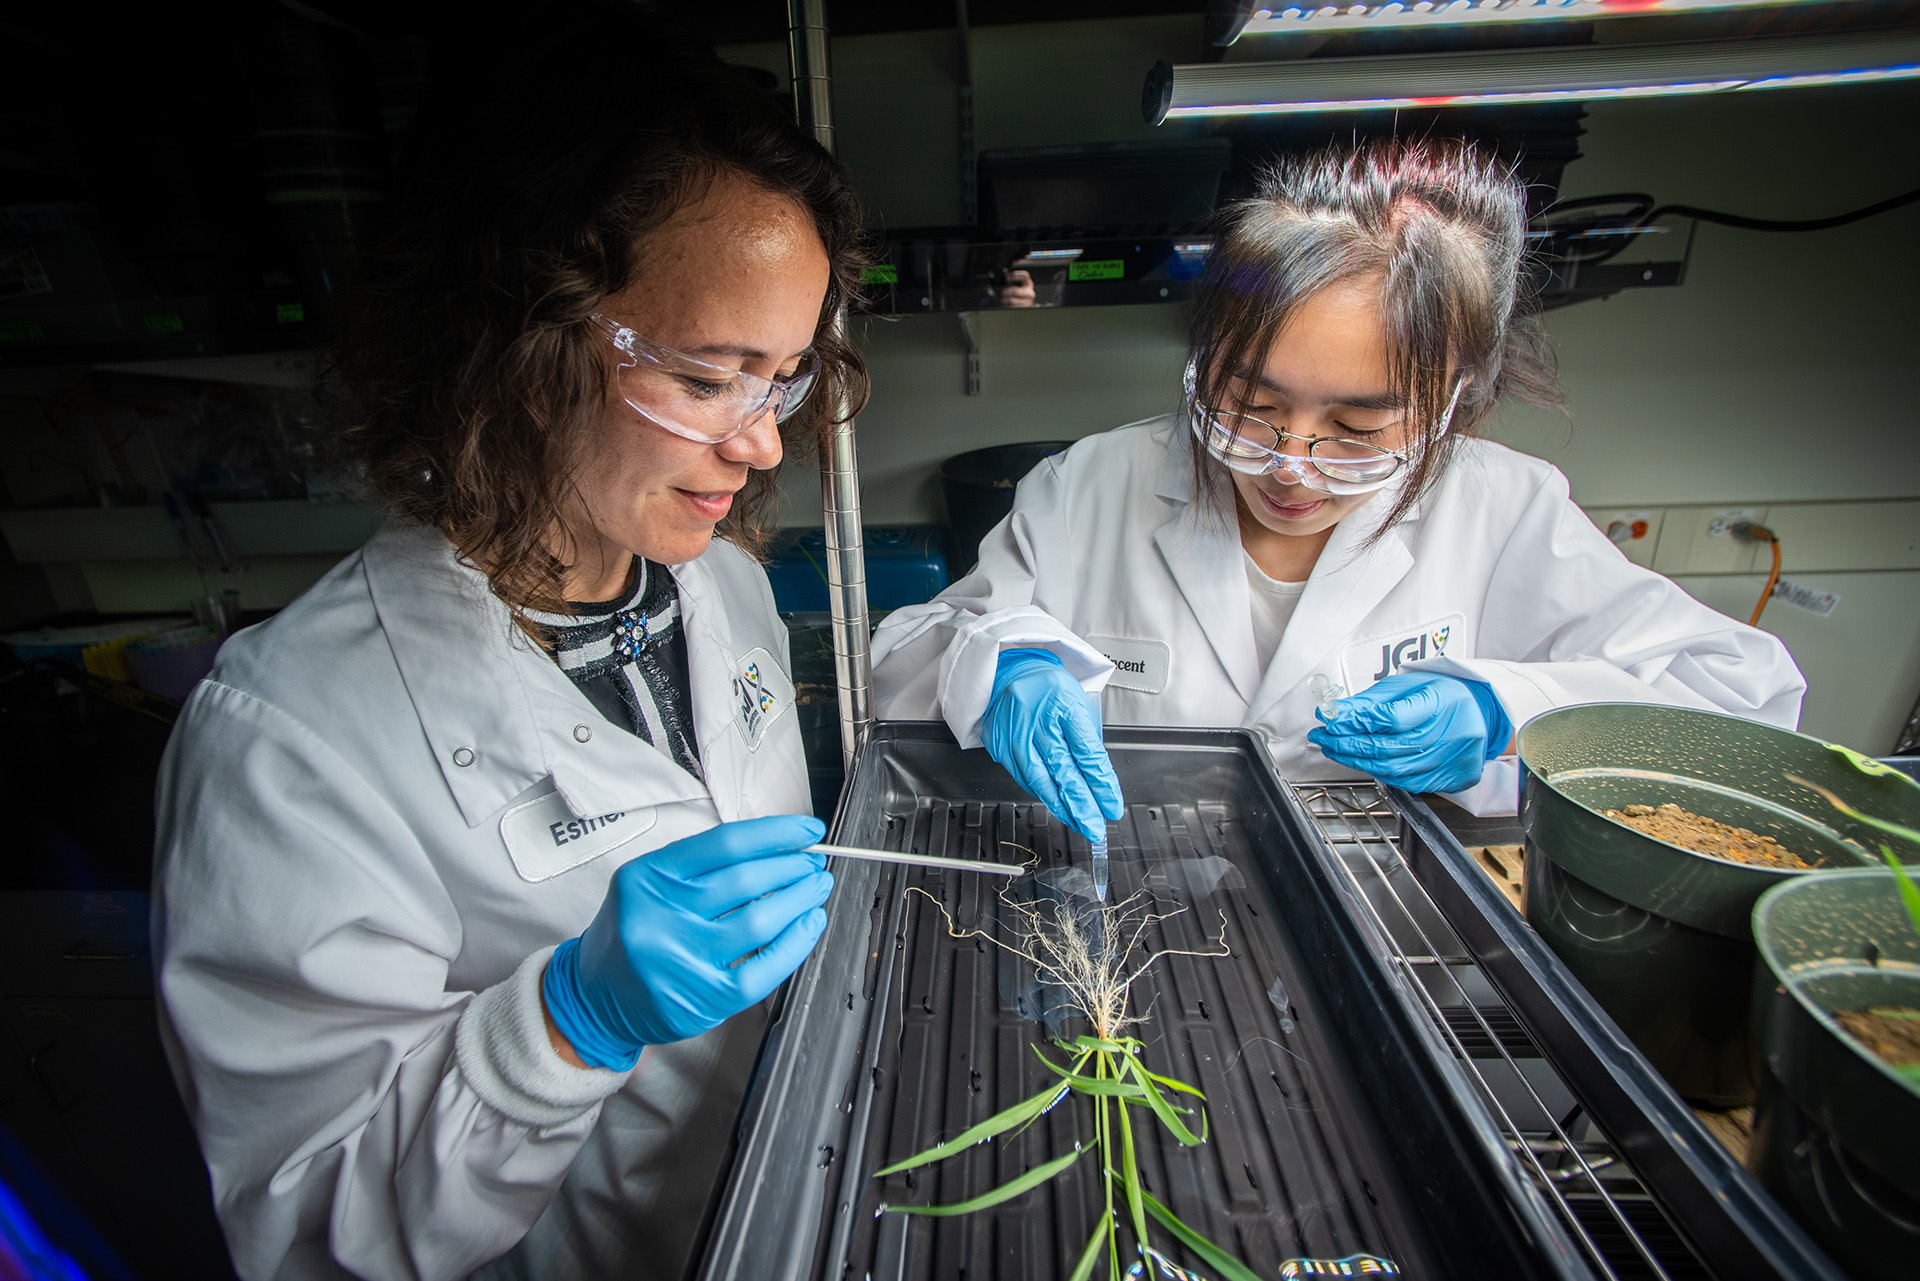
[
  {"left": 730, "top": 646, "right": 791, "bottom": 751},
  {"left": 1339, "top": 613, "right": 1466, "bottom": 694}
]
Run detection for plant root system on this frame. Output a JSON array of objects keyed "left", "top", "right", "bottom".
[{"left": 875, "top": 853, "right": 1258, "bottom": 1280}]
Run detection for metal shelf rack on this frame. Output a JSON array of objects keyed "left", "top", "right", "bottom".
[{"left": 1293, "top": 782, "right": 1845, "bottom": 1281}]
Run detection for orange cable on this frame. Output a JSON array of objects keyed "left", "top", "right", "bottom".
[{"left": 1750, "top": 535, "right": 1782, "bottom": 627}]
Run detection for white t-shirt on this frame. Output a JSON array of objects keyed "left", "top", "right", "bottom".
[{"left": 1243, "top": 549, "right": 1307, "bottom": 674}]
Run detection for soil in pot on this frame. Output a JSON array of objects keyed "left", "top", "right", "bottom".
[
  {"left": 1833, "top": 1006, "right": 1920, "bottom": 1069},
  {"left": 1602, "top": 803, "right": 1813, "bottom": 869}
]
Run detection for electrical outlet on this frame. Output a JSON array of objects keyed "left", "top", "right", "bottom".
[
  {"left": 1653, "top": 505, "right": 1771, "bottom": 574},
  {"left": 1597, "top": 509, "right": 1662, "bottom": 569}
]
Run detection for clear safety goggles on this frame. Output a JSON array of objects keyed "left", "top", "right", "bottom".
[
  {"left": 1185, "top": 363, "right": 1464, "bottom": 496},
  {"left": 592, "top": 313, "right": 820, "bottom": 444}
]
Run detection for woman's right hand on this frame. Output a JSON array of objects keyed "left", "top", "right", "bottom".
[
  {"left": 981, "top": 648, "right": 1125, "bottom": 844},
  {"left": 541, "top": 814, "right": 832, "bottom": 1069}
]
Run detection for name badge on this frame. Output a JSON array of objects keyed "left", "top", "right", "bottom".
[
  {"left": 732, "top": 646, "right": 793, "bottom": 752},
  {"left": 1339, "top": 613, "right": 1467, "bottom": 694},
  {"left": 500, "top": 789, "right": 657, "bottom": 883},
  {"left": 1085, "top": 634, "right": 1171, "bottom": 695}
]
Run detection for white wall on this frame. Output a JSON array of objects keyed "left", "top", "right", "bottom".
[
  {"left": 731, "top": 18, "right": 1920, "bottom": 752},
  {"left": 1490, "top": 80, "right": 1920, "bottom": 506}
]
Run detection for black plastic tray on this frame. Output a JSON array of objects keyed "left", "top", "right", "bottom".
[{"left": 695, "top": 725, "right": 1592, "bottom": 1281}]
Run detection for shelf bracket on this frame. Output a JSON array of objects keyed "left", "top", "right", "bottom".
[{"left": 959, "top": 310, "right": 981, "bottom": 395}]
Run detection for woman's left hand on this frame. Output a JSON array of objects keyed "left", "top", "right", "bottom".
[{"left": 1307, "top": 671, "right": 1512, "bottom": 794}]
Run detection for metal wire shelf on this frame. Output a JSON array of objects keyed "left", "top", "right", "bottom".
[{"left": 1291, "top": 783, "right": 1707, "bottom": 1281}]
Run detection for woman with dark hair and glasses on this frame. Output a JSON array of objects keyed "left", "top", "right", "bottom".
[
  {"left": 151, "top": 10, "right": 865, "bottom": 1279},
  {"left": 873, "top": 140, "right": 1802, "bottom": 832}
]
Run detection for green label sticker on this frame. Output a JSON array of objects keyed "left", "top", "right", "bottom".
[
  {"left": 145, "top": 313, "right": 185, "bottom": 335},
  {"left": 861, "top": 264, "right": 899, "bottom": 285},
  {"left": 1068, "top": 259, "right": 1125, "bottom": 282},
  {"left": 1827, "top": 743, "right": 1920, "bottom": 789},
  {"left": 0, "top": 321, "right": 45, "bottom": 343},
  {"left": 275, "top": 302, "right": 305, "bottom": 323}
]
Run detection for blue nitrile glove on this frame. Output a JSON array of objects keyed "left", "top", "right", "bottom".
[
  {"left": 981, "top": 648, "right": 1125, "bottom": 843},
  {"left": 542, "top": 814, "right": 832, "bottom": 1069},
  {"left": 1306, "top": 672, "right": 1514, "bottom": 795}
]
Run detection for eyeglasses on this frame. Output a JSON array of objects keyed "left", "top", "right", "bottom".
[
  {"left": 1185, "top": 362, "right": 1465, "bottom": 496},
  {"left": 592, "top": 313, "right": 820, "bottom": 444}
]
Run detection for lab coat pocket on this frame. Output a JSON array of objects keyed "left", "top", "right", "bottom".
[
  {"left": 500, "top": 789, "right": 658, "bottom": 883},
  {"left": 730, "top": 646, "right": 793, "bottom": 752}
]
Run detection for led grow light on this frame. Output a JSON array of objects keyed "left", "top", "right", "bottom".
[
  {"left": 1145, "top": 30, "right": 1920, "bottom": 120},
  {"left": 1242, "top": 0, "right": 1849, "bottom": 36},
  {"left": 1021, "top": 248, "right": 1085, "bottom": 259}
]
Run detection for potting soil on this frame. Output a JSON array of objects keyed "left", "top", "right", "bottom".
[
  {"left": 1603, "top": 802, "right": 1812, "bottom": 869},
  {"left": 1834, "top": 1006, "right": 1920, "bottom": 1068}
]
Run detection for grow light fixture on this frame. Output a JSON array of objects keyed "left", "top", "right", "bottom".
[
  {"left": 1145, "top": 31, "right": 1920, "bottom": 120},
  {"left": 1241, "top": 0, "right": 1848, "bottom": 36},
  {"left": 1021, "top": 247, "right": 1084, "bottom": 259}
]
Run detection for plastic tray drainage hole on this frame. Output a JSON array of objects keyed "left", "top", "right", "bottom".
[
  {"left": 970, "top": 1068, "right": 983, "bottom": 1094},
  {"left": 817, "top": 1146, "right": 834, "bottom": 1169}
]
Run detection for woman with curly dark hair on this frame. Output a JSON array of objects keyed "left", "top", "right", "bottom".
[
  {"left": 874, "top": 140, "right": 1802, "bottom": 835},
  {"left": 151, "top": 9, "right": 867, "bottom": 1279}
]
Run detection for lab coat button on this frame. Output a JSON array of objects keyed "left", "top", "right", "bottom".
[
  {"left": 452, "top": 747, "right": 476, "bottom": 767},
  {"left": 573, "top": 724, "right": 592, "bottom": 743}
]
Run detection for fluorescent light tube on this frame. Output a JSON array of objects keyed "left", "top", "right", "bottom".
[
  {"left": 1145, "top": 31, "right": 1920, "bottom": 120},
  {"left": 1242, "top": 0, "right": 1851, "bottom": 36}
]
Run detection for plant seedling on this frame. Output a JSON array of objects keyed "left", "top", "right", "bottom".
[{"left": 873, "top": 875, "right": 1257, "bottom": 1281}]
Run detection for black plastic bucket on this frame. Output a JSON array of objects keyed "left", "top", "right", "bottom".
[
  {"left": 1749, "top": 868, "right": 1920, "bottom": 1281},
  {"left": 937, "top": 440, "right": 1073, "bottom": 576},
  {"left": 1517, "top": 703, "right": 1920, "bottom": 1105}
]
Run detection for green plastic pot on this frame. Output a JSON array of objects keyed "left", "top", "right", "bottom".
[
  {"left": 1518, "top": 703, "right": 1920, "bottom": 1106},
  {"left": 1748, "top": 868, "right": 1920, "bottom": 1281}
]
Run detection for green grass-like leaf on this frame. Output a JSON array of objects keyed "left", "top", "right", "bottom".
[
  {"left": 883, "top": 1143, "right": 1087, "bottom": 1216},
  {"left": 1125, "top": 1057, "right": 1205, "bottom": 1147},
  {"left": 1137, "top": 1187, "right": 1264, "bottom": 1281},
  {"left": 1789, "top": 775, "right": 1920, "bottom": 848},
  {"left": 1066, "top": 1215, "right": 1108, "bottom": 1281},
  {"left": 1069, "top": 1034, "right": 1135, "bottom": 1055},
  {"left": 1033, "top": 1047, "right": 1148, "bottom": 1097},
  {"left": 874, "top": 1079, "right": 1071, "bottom": 1177},
  {"left": 1875, "top": 844, "right": 1920, "bottom": 942},
  {"left": 1135, "top": 1063, "right": 1207, "bottom": 1100},
  {"left": 1787, "top": 777, "right": 1920, "bottom": 942},
  {"left": 1115, "top": 1070, "right": 1150, "bottom": 1251}
]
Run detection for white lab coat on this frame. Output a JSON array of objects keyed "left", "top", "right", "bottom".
[
  {"left": 873, "top": 417, "right": 1804, "bottom": 815},
  {"left": 153, "top": 521, "right": 809, "bottom": 1281}
]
